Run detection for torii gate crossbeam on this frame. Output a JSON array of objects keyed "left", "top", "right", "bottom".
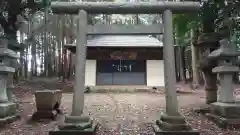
[{"left": 51, "top": 1, "right": 200, "bottom": 14}]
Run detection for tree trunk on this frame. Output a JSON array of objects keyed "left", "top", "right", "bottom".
[
  {"left": 61, "top": 17, "right": 66, "bottom": 81},
  {"left": 30, "top": 19, "right": 37, "bottom": 77},
  {"left": 68, "top": 52, "right": 73, "bottom": 79},
  {"left": 48, "top": 34, "right": 53, "bottom": 77},
  {"left": 31, "top": 40, "right": 37, "bottom": 76},
  {"left": 24, "top": 44, "right": 28, "bottom": 80},
  {"left": 68, "top": 16, "right": 75, "bottom": 79},
  {"left": 178, "top": 46, "right": 185, "bottom": 82},
  {"left": 20, "top": 31, "right": 25, "bottom": 79},
  {"left": 175, "top": 46, "right": 180, "bottom": 81},
  {"left": 44, "top": 8, "right": 49, "bottom": 77},
  {"left": 52, "top": 36, "right": 57, "bottom": 77},
  {"left": 58, "top": 17, "right": 63, "bottom": 79},
  {"left": 64, "top": 33, "right": 70, "bottom": 80},
  {"left": 41, "top": 32, "right": 45, "bottom": 75},
  {"left": 181, "top": 46, "right": 187, "bottom": 83},
  {"left": 191, "top": 29, "right": 200, "bottom": 88}
]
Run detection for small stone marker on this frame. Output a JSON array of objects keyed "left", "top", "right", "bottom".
[{"left": 32, "top": 89, "right": 62, "bottom": 121}]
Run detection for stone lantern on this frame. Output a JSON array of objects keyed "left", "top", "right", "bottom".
[
  {"left": 0, "top": 38, "right": 19, "bottom": 124},
  {"left": 207, "top": 38, "right": 240, "bottom": 128},
  {"left": 3, "top": 35, "right": 22, "bottom": 101}
]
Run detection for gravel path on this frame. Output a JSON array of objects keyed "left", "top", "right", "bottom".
[
  {"left": 1, "top": 90, "right": 240, "bottom": 135},
  {"left": 61, "top": 93, "right": 205, "bottom": 134}
]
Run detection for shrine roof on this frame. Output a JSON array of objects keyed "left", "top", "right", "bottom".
[
  {"left": 66, "top": 35, "right": 163, "bottom": 48},
  {"left": 87, "top": 35, "right": 163, "bottom": 47}
]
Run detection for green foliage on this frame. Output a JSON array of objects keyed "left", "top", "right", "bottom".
[
  {"left": 232, "top": 31, "right": 240, "bottom": 50},
  {"left": 173, "top": 13, "right": 200, "bottom": 38},
  {"left": 173, "top": 0, "right": 240, "bottom": 47},
  {"left": 173, "top": 12, "right": 200, "bottom": 46},
  {"left": 42, "top": 0, "right": 51, "bottom": 7},
  {"left": 0, "top": 0, "right": 42, "bottom": 32}
]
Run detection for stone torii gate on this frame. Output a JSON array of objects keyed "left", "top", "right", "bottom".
[{"left": 49, "top": 2, "right": 201, "bottom": 135}]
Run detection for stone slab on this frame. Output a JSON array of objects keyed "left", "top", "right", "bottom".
[
  {"left": 49, "top": 130, "right": 95, "bottom": 135},
  {"left": 210, "top": 102, "right": 240, "bottom": 118},
  {"left": 0, "top": 66, "right": 15, "bottom": 73},
  {"left": 59, "top": 120, "right": 93, "bottom": 130},
  {"left": 0, "top": 114, "right": 20, "bottom": 125},
  {"left": 65, "top": 115, "right": 90, "bottom": 123},
  {"left": 0, "top": 48, "right": 19, "bottom": 58},
  {"left": 160, "top": 114, "right": 186, "bottom": 124},
  {"left": 156, "top": 114, "right": 191, "bottom": 131},
  {"left": 49, "top": 124, "right": 98, "bottom": 135},
  {"left": 206, "top": 113, "right": 240, "bottom": 128},
  {"left": 156, "top": 120, "right": 191, "bottom": 131},
  {"left": 213, "top": 65, "right": 239, "bottom": 73},
  {"left": 0, "top": 102, "right": 17, "bottom": 118},
  {"left": 194, "top": 105, "right": 211, "bottom": 114},
  {"left": 152, "top": 124, "right": 199, "bottom": 135}
]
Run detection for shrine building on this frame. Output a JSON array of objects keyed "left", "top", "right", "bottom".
[{"left": 65, "top": 35, "right": 166, "bottom": 87}]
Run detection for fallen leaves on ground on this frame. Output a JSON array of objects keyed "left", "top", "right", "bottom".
[{"left": 1, "top": 81, "right": 240, "bottom": 135}]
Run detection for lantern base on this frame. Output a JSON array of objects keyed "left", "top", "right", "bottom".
[{"left": 0, "top": 102, "right": 19, "bottom": 125}]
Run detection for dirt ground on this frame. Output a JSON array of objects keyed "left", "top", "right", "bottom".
[
  {"left": 1, "top": 85, "right": 240, "bottom": 135},
  {"left": 62, "top": 92, "right": 205, "bottom": 134}
]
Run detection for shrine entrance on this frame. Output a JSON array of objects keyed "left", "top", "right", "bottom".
[{"left": 96, "top": 60, "right": 146, "bottom": 85}]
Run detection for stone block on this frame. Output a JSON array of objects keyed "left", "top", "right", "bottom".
[
  {"left": 160, "top": 114, "right": 187, "bottom": 125},
  {"left": 49, "top": 129, "right": 97, "bottom": 135},
  {"left": 206, "top": 113, "right": 240, "bottom": 128},
  {"left": 152, "top": 124, "right": 199, "bottom": 135},
  {"left": 64, "top": 115, "right": 90, "bottom": 123},
  {"left": 0, "top": 66, "right": 15, "bottom": 73},
  {"left": 49, "top": 116, "right": 98, "bottom": 135},
  {"left": 0, "top": 102, "right": 19, "bottom": 125},
  {"left": 7, "top": 86, "right": 14, "bottom": 101},
  {"left": 156, "top": 119, "right": 191, "bottom": 131},
  {"left": 0, "top": 102, "right": 17, "bottom": 118},
  {"left": 0, "top": 48, "right": 19, "bottom": 59},
  {"left": 35, "top": 90, "right": 62, "bottom": 111},
  {"left": 213, "top": 65, "right": 239, "bottom": 73},
  {"left": 59, "top": 120, "right": 93, "bottom": 130},
  {"left": 0, "top": 37, "right": 23, "bottom": 51},
  {"left": 32, "top": 90, "right": 62, "bottom": 120},
  {"left": 210, "top": 102, "right": 240, "bottom": 118},
  {"left": 194, "top": 105, "right": 211, "bottom": 114},
  {"left": 153, "top": 114, "right": 199, "bottom": 135},
  {"left": 206, "top": 102, "right": 240, "bottom": 128}
]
